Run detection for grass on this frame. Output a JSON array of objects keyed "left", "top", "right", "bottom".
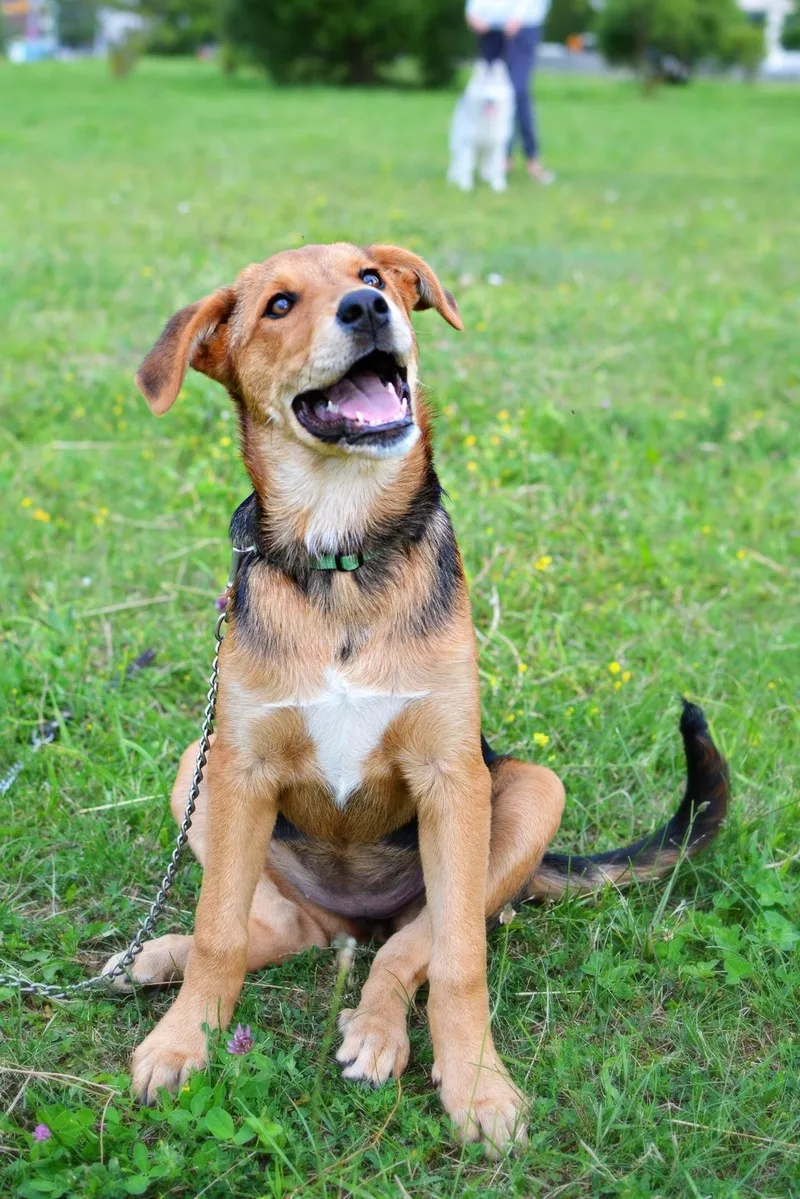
[{"left": 1, "top": 57, "right": 799, "bottom": 1197}]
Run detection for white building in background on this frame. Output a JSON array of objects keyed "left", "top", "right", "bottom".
[{"left": 738, "top": 0, "right": 800, "bottom": 73}]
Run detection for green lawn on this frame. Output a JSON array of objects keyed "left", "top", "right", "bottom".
[{"left": 1, "top": 58, "right": 799, "bottom": 1198}]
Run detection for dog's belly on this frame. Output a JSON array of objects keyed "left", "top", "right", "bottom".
[{"left": 269, "top": 816, "right": 423, "bottom": 920}]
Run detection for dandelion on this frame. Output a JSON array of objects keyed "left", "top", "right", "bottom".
[
  {"left": 33, "top": 509, "right": 51, "bottom": 523},
  {"left": 33, "top": 1124, "right": 51, "bottom": 1142},
  {"left": 622, "top": 670, "right": 632, "bottom": 683},
  {"left": 220, "top": 436, "right": 232, "bottom": 448},
  {"left": 497, "top": 409, "right": 510, "bottom": 422},
  {"left": 736, "top": 549, "right": 747, "bottom": 560},
  {"left": 141, "top": 265, "right": 153, "bottom": 277},
  {"left": 518, "top": 662, "right": 528, "bottom": 674},
  {"left": 712, "top": 376, "right": 724, "bottom": 388},
  {"left": 490, "top": 434, "right": 501, "bottom": 447},
  {"left": 21, "top": 497, "right": 33, "bottom": 508},
  {"left": 227, "top": 1023, "right": 254, "bottom": 1055},
  {"left": 614, "top": 681, "right": 622, "bottom": 691},
  {"left": 444, "top": 404, "right": 456, "bottom": 417},
  {"left": 535, "top": 555, "right": 552, "bottom": 572},
  {"left": 608, "top": 661, "right": 621, "bottom": 675},
  {"left": 467, "top": 461, "right": 477, "bottom": 473},
  {"left": 767, "top": 682, "right": 775, "bottom": 690},
  {"left": 533, "top": 732, "right": 550, "bottom": 748},
  {"left": 464, "top": 433, "right": 476, "bottom": 447},
  {"left": 701, "top": 525, "right": 711, "bottom": 535},
  {"left": 505, "top": 713, "right": 516, "bottom": 723},
  {"left": 565, "top": 707, "right": 574, "bottom": 717}
]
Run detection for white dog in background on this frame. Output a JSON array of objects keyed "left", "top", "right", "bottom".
[{"left": 448, "top": 59, "right": 514, "bottom": 193}]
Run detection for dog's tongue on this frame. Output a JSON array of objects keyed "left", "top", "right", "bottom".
[{"left": 326, "top": 371, "right": 404, "bottom": 425}]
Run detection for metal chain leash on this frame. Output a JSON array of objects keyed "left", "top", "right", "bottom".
[{"left": 0, "top": 607, "right": 229, "bottom": 1002}]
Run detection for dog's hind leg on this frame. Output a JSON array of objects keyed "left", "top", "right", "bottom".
[
  {"left": 336, "top": 756, "right": 564, "bottom": 1086},
  {"left": 103, "top": 739, "right": 340, "bottom": 991}
]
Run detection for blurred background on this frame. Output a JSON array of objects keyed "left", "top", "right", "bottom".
[
  {"left": 2, "top": 3, "right": 799, "bottom": 1197},
  {"left": 4, "top": 0, "right": 800, "bottom": 77}
]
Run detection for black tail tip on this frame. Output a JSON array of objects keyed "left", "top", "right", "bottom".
[
  {"left": 679, "top": 697, "right": 709, "bottom": 740},
  {"left": 676, "top": 695, "right": 729, "bottom": 839}
]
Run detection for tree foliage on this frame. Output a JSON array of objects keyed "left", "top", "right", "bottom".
[
  {"left": 58, "top": 1, "right": 99, "bottom": 49},
  {"left": 115, "top": 0, "right": 219, "bottom": 56},
  {"left": 543, "top": 0, "right": 595, "bottom": 44},
  {"left": 782, "top": 1, "right": 800, "bottom": 50},
  {"left": 221, "top": 0, "right": 469, "bottom": 87},
  {"left": 597, "top": 0, "right": 764, "bottom": 79}
]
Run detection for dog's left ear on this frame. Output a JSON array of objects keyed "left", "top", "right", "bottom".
[{"left": 366, "top": 245, "right": 463, "bottom": 331}]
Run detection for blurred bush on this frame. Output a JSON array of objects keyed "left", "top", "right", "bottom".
[
  {"left": 782, "top": 1, "right": 800, "bottom": 49},
  {"left": 221, "top": 0, "right": 470, "bottom": 86},
  {"left": 58, "top": 0, "right": 99, "bottom": 49},
  {"left": 718, "top": 20, "right": 765, "bottom": 76},
  {"left": 114, "top": 0, "right": 219, "bottom": 56},
  {"left": 543, "top": 0, "right": 595, "bottom": 44},
  {"left": 597, "top": 0, "right": 764, "bottom": 84}
]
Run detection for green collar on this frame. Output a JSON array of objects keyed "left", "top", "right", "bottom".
[
  {"left": 309, "top": 550, "right": 377, "bottom": 572},
  {"left": 229, "top": 543, "right": 376, "bottom": 582}
]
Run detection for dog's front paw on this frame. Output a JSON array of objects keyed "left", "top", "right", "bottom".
[
  {"left": 102, "top": 934, "right": 190, "bottom": 993},
  {"left": 336, "top": 1005, "right": 410, "bottom": 1086},
  {"left": 131, "top": 1016, "right": 208, "bottom": 1105},
  {"left": 432, "top": 1051, "right": 527, "bottom": 1157}
]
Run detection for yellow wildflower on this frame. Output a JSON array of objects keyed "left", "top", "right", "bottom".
[
  {"left": 33, "top": 508, "right": 51, "bottom": 523},
  {"left": 220, "top": 435, "right": 232, "bottom": 447},
  {"left": 608, "top": 661, "right": 621, "bottom": 675},
  {"left": 533, "top": 732, "right": 550, "bottom": 747},
  {"left": 467, "top": 461, "right": 477, "bottom": 473},
  {"left": 21, "top": 497, "right": 33, "bottom": 508},
  {"left": 518, "top": 662, "right": 528, "bottom": 674},
  {"left": 497, "top": 409, "right": 510, "bottom": 421},
  {"left": 712, "top": 376, "right": 724, "bottom": 387},
  {"left": 622, "top": 670, "right": 632, "bottom": 683},
  {"left": 464, "top": 433, "right": 476, "bottom": 447},
  {"left": 535, "top": 555, "right": 552, "bottom": 572}
]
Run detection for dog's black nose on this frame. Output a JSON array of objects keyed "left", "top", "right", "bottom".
[{"left": 336, "top": 288, "right": 390, "bottom": 333}]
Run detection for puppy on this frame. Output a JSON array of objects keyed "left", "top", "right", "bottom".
[
  {"left": 104, "top": 243, "right": 728, "bottom": 1155},
  {"left": 448, "top": 59, "right": 515, "bottom": 193}
]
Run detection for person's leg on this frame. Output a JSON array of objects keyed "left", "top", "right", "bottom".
[
  {"left": 477, "top": 29, "right": 504, "bottom": 63},
  {"left": 505, "top": 26, "right": 552, "bottom": 181}
]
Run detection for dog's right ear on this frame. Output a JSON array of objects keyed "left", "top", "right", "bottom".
[{"left": 135, "top": 286, "right": 236, "bottom": 415}]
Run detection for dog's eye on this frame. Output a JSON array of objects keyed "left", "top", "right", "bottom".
[
  {"left": 359, "top": 270, "right": 384, "bottom": 290},
  {"left": 264, "top": 293, "right": 295, "bottom": 319}
]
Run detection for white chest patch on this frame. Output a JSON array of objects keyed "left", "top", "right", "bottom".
[{"left": 262, "top": 669, "right": 428, "bottom": 808}]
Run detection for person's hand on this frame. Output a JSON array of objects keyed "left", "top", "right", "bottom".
[
  {"left": 467, "top": 15, "right": 490, "bottom": 32},
  {"left": 504, "top": 18, "right": 522, "bottom": 35}
]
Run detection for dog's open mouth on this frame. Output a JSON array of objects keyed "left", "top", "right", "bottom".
[{"left": 292, "top": 350, "right": 412, "bottom": 446}]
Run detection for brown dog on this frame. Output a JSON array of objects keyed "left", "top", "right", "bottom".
[{"left": 104, "top": 243, "right": 728, "bottom": 1154}]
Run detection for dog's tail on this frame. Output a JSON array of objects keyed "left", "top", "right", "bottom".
[{"left": 527, "top": 700, "right": 728, "bottom": 900}]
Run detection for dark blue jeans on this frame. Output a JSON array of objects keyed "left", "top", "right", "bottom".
[{"left": 477, "top": 25, "right": 541, "bottom": 160}]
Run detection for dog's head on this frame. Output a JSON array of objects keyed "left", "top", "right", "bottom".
[
  {"left": 135, "top": 243, "right": 462, "bottom": 461},
  {"left": 466, "top": 59, "right": 511, "bottom": 111}
]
